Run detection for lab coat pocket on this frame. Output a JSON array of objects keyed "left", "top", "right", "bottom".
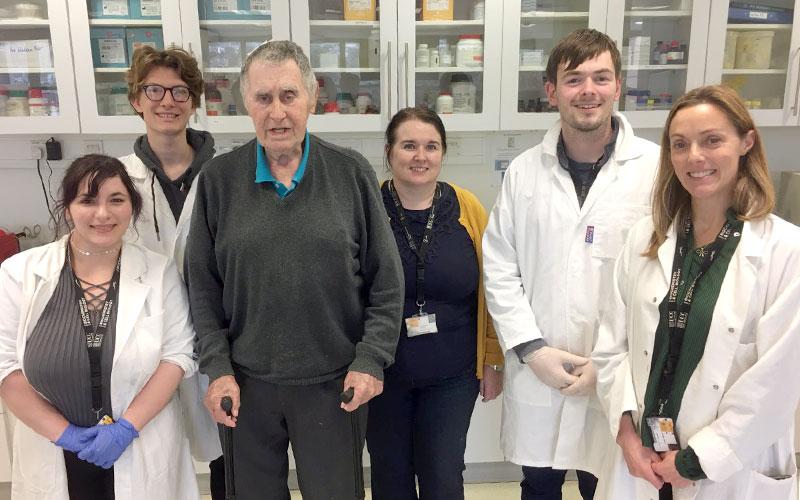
[
  {"left": 743, "top": 467, "right": 798, "bottom": 499},
  {"left": 13, "top": 423, "right": 59, "bottom": 494},
  {"left": 505, "top": 360, "right": 551, "bottom": 407},
  {"left": 591, "top": 206, "right": 650, "bottom": 260},
  {"left": 725, "top": 343, "right": 757, "bottom": 389}
]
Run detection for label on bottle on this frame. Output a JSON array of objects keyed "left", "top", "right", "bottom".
[
  {"left": 426, "top": 0, "right": 449, "bottom": 10},
  {"left": 102, "top": 0, "right": 128, "bottom": 16},
  {"left": 250, "top": 0, "right": 269, "bottom": 13},
  {"left": 347, "top": 0, "right": 371, "bottom": 10},
  {"left": 213, "top": 0, "right": 237, "bottom": 13},
  {"left": 99, "top": 38, "right": 126, "bottom": 64},
  {"left": 140, "top": 0, "right": 161, "bottom": 16}
]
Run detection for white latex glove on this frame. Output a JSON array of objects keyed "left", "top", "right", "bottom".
[
  {"left": 524, "top": 346, "right": 588, "bottom": 390},
  {"left": 559, "top": 359, "right": 596, "bottom": 397}
]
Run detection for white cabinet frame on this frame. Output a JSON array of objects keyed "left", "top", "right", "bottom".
[
  {"left": 499, "top": 0, "right": 607, "bottom": 130},
  {"left": 0, "top": 0, "right": 80, "bottom": 134},
  {"left": 706, "top": 0, "right": 800, "bottom": 126}
]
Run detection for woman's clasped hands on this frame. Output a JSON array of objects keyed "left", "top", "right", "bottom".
[{"left": 55, "top": 418, "right": 139, "bottom": 469}]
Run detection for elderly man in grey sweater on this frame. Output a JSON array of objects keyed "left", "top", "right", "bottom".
[{"left": 185, "top": 40, "right": 404, "bottom": 500}]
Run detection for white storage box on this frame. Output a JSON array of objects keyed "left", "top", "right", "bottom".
[{"left": 0, "top": 40, "right": 53, "bottom": 69}]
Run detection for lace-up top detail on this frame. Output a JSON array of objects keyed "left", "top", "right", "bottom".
[{"left": 75, "top": 277, "right": 112, "bottom": 317}]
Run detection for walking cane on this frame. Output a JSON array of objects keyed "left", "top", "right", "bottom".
[
  {"left": 221, "top": 396, "right": 236, "bottom": 500},
  {"left": 340, "top": 387, "right": 365, "bottom": 500}
]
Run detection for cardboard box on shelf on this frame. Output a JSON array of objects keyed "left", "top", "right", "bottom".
[
  {"left": 129, "top": 0, "right": 162, "bottom": 19},
  {"left": 90, "top": 28, "right": 128, "bottom": 68},
  {"left": 127, "top": 28, "right": 164, "bottom": 60},
  {"left": 88, "top": 0, "right": 130, "bottom": 19},
  {"left": 423, "top": 0, "right": 453, "bottom": 21},
  {"left": 0, "top": 40, "right": 53, "bottom": 69},
  {"left": 203, "top": 0, "right": 270, "bottom": 20}
]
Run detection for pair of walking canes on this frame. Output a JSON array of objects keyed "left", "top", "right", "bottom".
[{"left": 218, "top": 388, "right": 364, "bottom": 500}]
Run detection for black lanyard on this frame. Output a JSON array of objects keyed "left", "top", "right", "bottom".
[
  {"left": 67, "top": 246, "right": 121, "bottom": 420},
  {"left": 388, "top": 180, "right": 442, "bottom": 314},
  {"left": 655, "top": 215, "right": 736, "bottom": 415}
]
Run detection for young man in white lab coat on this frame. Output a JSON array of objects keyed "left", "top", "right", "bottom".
[
  {"left": 119, "top": 46, "right": 224, "bottom": 499},
  {"left": 482, "top": 29, "right": 660, "bottom": 499}
]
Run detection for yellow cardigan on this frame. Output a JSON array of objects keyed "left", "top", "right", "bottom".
[{"left": 383, "top": 181, "right": 505, "bottom": 379}]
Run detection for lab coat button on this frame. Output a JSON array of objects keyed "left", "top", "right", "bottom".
[
  {"left": 644, "top": 350, "right": 648, "bottom": 356},
  {"left": 728, "top": 327, "right": 734, "bottom": 333},
  {"left": 713, "top": 384, "right": 719, "bottom": 390},
  {"left": 652, "top": 297, "right": 657, "bottom": 303}
]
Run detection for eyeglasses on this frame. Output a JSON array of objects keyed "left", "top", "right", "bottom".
[{"left": 141, "top": 84, "right": 192, "bottom": 103}]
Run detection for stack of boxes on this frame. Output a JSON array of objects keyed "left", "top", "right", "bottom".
[
  {"left": 623, "top": 36, "right": 651, "bottom": 67},
  {"left": 197, "top": 0, "right": 271, "bottom": 20},
  {"left": 89, "top": 0, "right": 165, "bottom": 68}
]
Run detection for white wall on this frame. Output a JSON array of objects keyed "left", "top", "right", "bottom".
[{"left": 2, "top": 126, "right": 800, "bottom": 467}]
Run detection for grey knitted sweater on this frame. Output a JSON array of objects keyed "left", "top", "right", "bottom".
[{"left": 185, "top": 135, "right": 404, "bottom": 385}]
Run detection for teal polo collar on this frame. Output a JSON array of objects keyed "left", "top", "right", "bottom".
[{"left": 254, "top": 131, "right": 310, "bottom": 198}]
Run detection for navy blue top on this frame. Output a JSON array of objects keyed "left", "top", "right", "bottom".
[{"left": 381, "top": 182, "right": 478, "bottom": 381}]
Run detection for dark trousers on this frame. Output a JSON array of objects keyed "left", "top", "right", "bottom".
[
  {"left": 208, "top": 454, "right": 225, "bottom": 500},
  {"left": 232, "top": 372, "right": 367, "bottom": 500},
  {"left": 521, "top": 466, "right": 597, "bottom": 500},
  {"left": 366, "top": 370, "right": 480, "bottom": 500},
  {"left": 63, "top": 450, "right": 114, "bottom": 500}
]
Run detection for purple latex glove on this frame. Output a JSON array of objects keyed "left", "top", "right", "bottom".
[
  {"left": 77, "top": 418, "right": 139, "bottom": 469},
  {"left": 54, "top": 424, "right": 93, "bottom": 453}
]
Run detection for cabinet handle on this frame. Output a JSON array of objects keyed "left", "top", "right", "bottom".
[
  {"left": 404, "top": 42, "right": 410, "bottom": 108},
  {"left": 387, "top": 41, "right": 392, "bottom": 120},
  {"left": 794, "top": 48, "right": 800, "bottom": 116},
  {"left": 187, "top": 42, "right": 194, "bottom": 57}
]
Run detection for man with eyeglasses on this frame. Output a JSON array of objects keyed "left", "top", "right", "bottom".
[{"left": 120, "top": 46, "right": 224, "bottom": 500}]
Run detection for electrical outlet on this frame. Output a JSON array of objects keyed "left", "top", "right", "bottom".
[
  {"left": 30, "top": 141, "right": 44, "bottom": 159},
  {"left": 84, "top": 141, "right": 104, "bottom": 155}
]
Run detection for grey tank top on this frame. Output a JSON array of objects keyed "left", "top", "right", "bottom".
[{"left": 24, "top": 262, "right": 116, "bottom": 427}]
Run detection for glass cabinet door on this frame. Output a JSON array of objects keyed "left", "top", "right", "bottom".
[
  {"left": 180, "top": 0, "right": 290, "bottom": 133},
  {"left": 606, "top": 0, "right": 708, "bottom": 127},
  {"left": 291, "top": 0, "right": 395, "bottom": 133},
  {"left": 398, "top": 0, "right": 502, "bottom": 131},
  {"left": 70, "top": 0, "right": 182, "bottom": 133},
  {"left": 0, "top": 0, "right": 79, "bottom": 133},
  {"left": 500, "top": 0, "right": 606, "bottom": 130},
  {"left": 706, "top": 0, "right": 800, "bottom": 126}
]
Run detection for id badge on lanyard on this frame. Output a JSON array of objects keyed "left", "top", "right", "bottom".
[
  {"left": 405, "top": 313, "right": 438, "bottom": 337},
  {"left": 390, "top": 181, "right": 443, "bottom": 339}
]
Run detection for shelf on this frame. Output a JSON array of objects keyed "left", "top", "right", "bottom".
[
  {"left": 727, "top": 23, "right": 793, "bottom": 31},
  {"left": 625, "top": 10, "right": 692, "bottom": 17},
  {"left": 0, "top": 19, "right": 50, "bottom": 28},
  {"left": 520, "top": 65, "right": 546, "bottom": 72},
  {"left": 94, "top": 67, "right": 128, "bottom": 73},
  {"left": 310, "top": 20, "right": 379, "bottom": 27},
  {"left": 89, "top": 19, "right": 162, "bottom": 26},
  {"left": 415, "top": 66, "right": 484, "bottom": 73},
  {"left": 204, "top": 67, "right": 243, "bottom": 73},
  {"left": 0, "top": 67, "right": 55, "bottom": 73},
  {"left": 200, "top": 20, "right": 271, "bottom": 27},
  {"left": 624, "top": 64, "right": 688, "bottom": 70},
  {"left": 722, "top": 68, "right": 788, "bottom": 75},
  {"left": 416, "top": 20, "right": 485, "bottom": 36},
  {"left": 313, "top": 67, "right": 380, "bottom": 73},
  {"left": 520, "top": 11, "right": 589, "bottom": 19}
]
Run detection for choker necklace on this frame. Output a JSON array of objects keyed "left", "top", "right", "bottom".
[{"left": 70, "top": 242, "right": 120, "bottom": 257}]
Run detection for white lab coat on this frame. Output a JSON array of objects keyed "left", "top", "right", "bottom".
[
  {"left": 593, "top": 214, "right": 800, "bottom": 500},
  {"left": 0, "top": 236, "right": 200, "bottom": 500},
  {"left": 482, "top": 113, "right": 660, "bottom": 474},
  {"left": 120, "top": 153, "right": 222, "bottom": 462}
]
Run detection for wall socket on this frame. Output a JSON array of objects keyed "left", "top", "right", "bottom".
[
  {"left": 84, "top": 141, "right": 104, "bottom": 154},
  {"left": 30, "top": 141, "right": 44, "bottom": 160}
]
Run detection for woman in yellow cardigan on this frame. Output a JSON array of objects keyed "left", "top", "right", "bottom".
[{"left": 367, "top": 107, "right": 504, "bottom": 500}]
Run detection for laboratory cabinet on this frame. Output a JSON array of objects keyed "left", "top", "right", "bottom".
[
  {"left": 69, "top": 0, "right": 184, "bottom": 134},
  {"left": 499, "top": 0, "right": 710, "bottom": 130},
  {"left": 706, "top": 0, "right": 800, "bottom": 126},
  {"left": 289, "top": 0, "right": 503, "bottom": 133},
  {"left": 179, "top": 0, "right": 291, "bottom": 134},
  {"left": 0, "top": 0, "right": 80, "bottom": 134}
]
